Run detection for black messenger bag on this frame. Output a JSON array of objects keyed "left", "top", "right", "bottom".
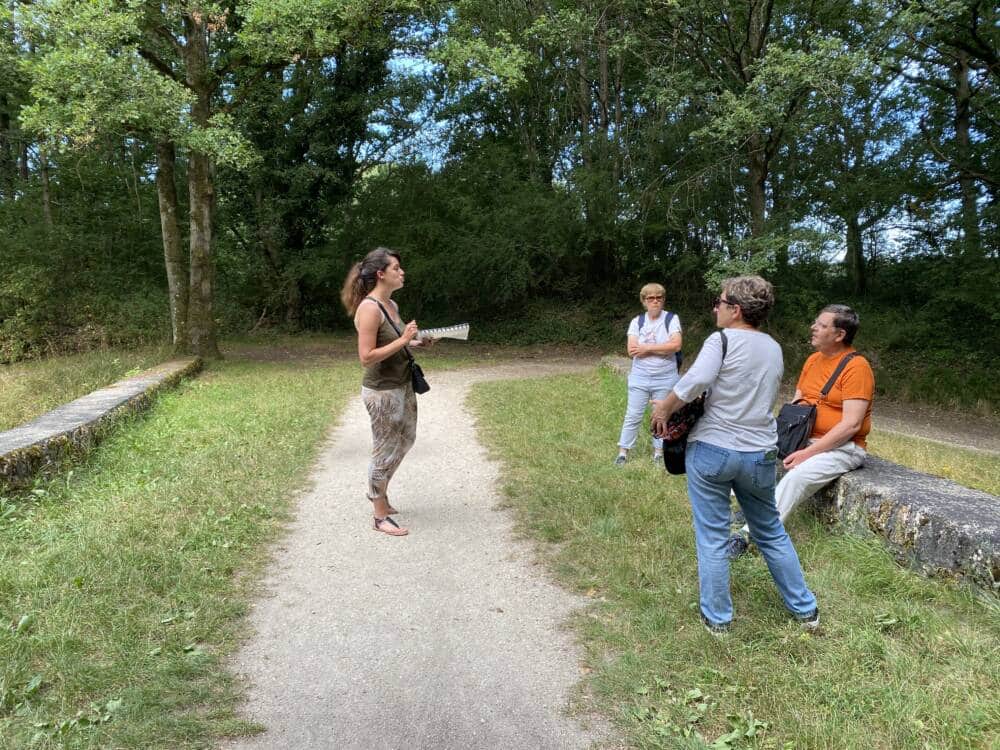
[{"left": 775, "top": 352, "right": 857, "bottom": 459}]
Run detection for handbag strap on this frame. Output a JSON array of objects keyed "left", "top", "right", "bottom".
[
  {"left": 819, "top": 352, "right": 858, "bottom": 398},
  {"left": 365, "top": 297, "right": 415, "bottom": 363}
]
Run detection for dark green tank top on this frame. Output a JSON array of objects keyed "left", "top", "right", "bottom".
[{"left": 361, "top": 300, "right": 411, "bottom": 390}]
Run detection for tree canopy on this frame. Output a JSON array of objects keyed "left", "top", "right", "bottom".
[{"left": 0, "top": 0, "right": 997, "bottom": 366}]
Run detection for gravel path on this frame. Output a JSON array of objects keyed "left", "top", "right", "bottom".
[{"left": 223, "top": 360, "right": 612, "bottom": 750}]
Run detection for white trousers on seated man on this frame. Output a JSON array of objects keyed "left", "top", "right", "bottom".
[{"left": 740, "top": 441, "right": 867, "bottom": 536}]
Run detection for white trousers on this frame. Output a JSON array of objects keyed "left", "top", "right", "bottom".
[{"left": 740, "top": 441, "right": 866, "bottom": 535}]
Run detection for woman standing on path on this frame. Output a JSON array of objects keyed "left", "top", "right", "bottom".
[
  {"left": 614, "top": 283, "right": 683, "bottom": 466},
  {"left": 341, "top": 247, "right": 430, "bottom": 537},
  {"left": 650, "top": 276, "right": 818, "bottom": 634}
]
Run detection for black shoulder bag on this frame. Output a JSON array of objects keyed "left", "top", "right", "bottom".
[
  {"left": 775, "top": 352, "right": 857, "bottom": 459},
  {"left": 367, "top": 298, "right": 430, "bottom": 394},
  {"left": 659, "top": 331, "right": 728, "bottom": 475}
]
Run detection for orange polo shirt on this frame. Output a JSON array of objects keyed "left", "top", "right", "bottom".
[{"left": 796, "top": 348, "right": 875, "bottom": 448}]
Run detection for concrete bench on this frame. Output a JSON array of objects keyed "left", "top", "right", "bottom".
[
  {"left": 0, "top": 358, "right": 201, "bottom": 491},
  {"left": 601, "top": 356, "right": 1000, "bottom": 595}
]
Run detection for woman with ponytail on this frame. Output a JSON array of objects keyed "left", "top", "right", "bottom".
[{"left": 341, "top": 247, "right": 430, "bottom": 536}]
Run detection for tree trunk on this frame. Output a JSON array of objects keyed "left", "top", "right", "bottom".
[
  {"left": 576, "top": 39, "right": 590, "bottom": 167},
  {"left": 844, "top": 212, "right": 866, "bottom": 295},
  {"left": 155, "top": 141, "right": 189, "bottom": 353},
  {"left": 285, "top": 279, "right": 303, "bottom": 330},
  {"left": 0, "top": 96, "right": 14, "bottom": 200},
  {"left": 771, "top": 168, "right": 788, "bottom": 271},
  {"left": 40, "top": 147, "right": 53, "bottom": 229},
  {"left": 19, "top": 141, "right": 29, "bottom": 181},
  {"left": 597, "top": 17, "right": 609, "bottom": 133},
  {"left": 184, "top": 15, "right": 221, "bottom": 358},
  {"left": 953, "top": 51, "right": 981, "bottom": 259},
  {"left": 187, "top": 148, "right": 219, "bottom": 358},
  {"left": 747, "top": 135, "right": 767, "bottom": 238}
]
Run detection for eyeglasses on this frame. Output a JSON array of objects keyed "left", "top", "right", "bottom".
[
  {"left": 644, "top": 295, "right": 664, "bottom": 301},
  {"left": 713, "top": 296, "right": 739, "bottom": 308}
]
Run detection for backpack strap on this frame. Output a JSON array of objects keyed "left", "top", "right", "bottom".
[
  {"left": 819, "top": 352, "right": 858, "bottom": 398},
  {"left": 638, "top": 312, "right": 645, "bottom": 330},
  {"left": 664, "top": 311, "right": 683, "bottom": 370},
  {"left": 719, "top": 330, "right": 728, "bottom": 362}
]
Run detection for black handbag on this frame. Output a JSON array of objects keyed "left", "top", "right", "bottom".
[
  {"left": 658, "top": 331, "right": 727, "bottom": 475},
  {"left": 368, "top": 298, "right": 430, "bottom": 395},
  {"left": 409, "top": 362, "right": 430, "bottom": 394},
  {"left": 775, "top": 352, "right": 857, "bottom": 459}
]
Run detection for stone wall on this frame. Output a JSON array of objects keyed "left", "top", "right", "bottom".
[
  {"left": 602, "top": 356, "right": 1000, "bottom": 595},
  {"left": 0, "top": 358, "right": 202, "bottom": 492}
]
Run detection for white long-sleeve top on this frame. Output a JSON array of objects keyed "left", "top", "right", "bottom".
[{"left": 672, "top": 329, "right": 783, "bottom": 451}]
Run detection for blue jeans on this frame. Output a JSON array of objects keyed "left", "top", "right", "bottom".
[
  {"left": 685, "top": 440, "right": 817, "bottom": 626},
  {"left": 618, "top": 371, "right": 678, "bottom": 452}
]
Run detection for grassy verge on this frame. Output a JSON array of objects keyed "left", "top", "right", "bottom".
[
  {"left": 867, "top": 431, "right": 1000, "bottom": 496},
  {"left": 0, "top": 355, "right": 357, "bottom": 749},
  {"left": 0, "top": 346, "right": 173, "bottom": 432},
  {"left": 469, "top": 368, "right": 999, "bottom": 750}
]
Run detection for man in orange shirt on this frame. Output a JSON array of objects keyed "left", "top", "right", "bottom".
[{"left": 728, "top": 304, "right": 875, "bottom": 557}]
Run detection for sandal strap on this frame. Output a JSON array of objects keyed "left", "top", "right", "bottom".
[{"left": 375, "top": 516, "right": 400, "bottom": 529}]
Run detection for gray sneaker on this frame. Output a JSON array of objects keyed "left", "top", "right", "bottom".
[
  {"left": 725, "top": 534, "right": 749, "bottom": 559},
  {"left": 652, "top": 453, "right": 664, "bottom": 466},
  {"left": 701, "top": 614, "right": 730, "bottom": 635},
  {"left": 795, "top": 607, "right": 820, "bottom": 631},
  {"left": 613, "top": 454, "right": 627, "bottom": 467}
]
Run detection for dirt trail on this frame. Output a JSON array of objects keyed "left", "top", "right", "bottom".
[{"left": 222, "top": 359, "right": 612, "bottom": 750}]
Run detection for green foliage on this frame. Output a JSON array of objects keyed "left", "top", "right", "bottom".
[
  {"left": 0, "top": 149, "right": 170, "bottom": 361},
  {"left": 332, "top": 153, "right": 584, "bottom": 322}
]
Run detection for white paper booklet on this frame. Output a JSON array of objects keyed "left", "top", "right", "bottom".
[{"left": 418, "top": 323, "right": 470, "bottom": 341}]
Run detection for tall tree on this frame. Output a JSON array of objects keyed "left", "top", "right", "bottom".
[
  {"left": 19, "top": 0, "right": 409, "bottom": 356},
  {"left": 889, "top": 0, "right": 999, "bottom": 260}
]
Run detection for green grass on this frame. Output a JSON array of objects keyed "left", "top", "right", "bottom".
[
  {"left": 0, "top": 355, "right": 357, "bottom": 749},
  {"left": 0, "top": 346, "right": 174, "bottom": 432},
  {"left": 468, "top": 368, "right": 1000, "bottom": 750},
  {"left": 867, "top": 431, "right": 1000, "bottom": 496}
]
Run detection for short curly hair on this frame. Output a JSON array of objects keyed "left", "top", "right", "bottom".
[{"left": 721, "top": 275, "right": 774, "bottom": 328}]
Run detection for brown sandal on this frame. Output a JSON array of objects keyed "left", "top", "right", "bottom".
[{"left": 373, "top": 516, "right": 408, "bottom": 536}]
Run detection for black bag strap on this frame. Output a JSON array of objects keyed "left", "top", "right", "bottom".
[
  {"left": 365, "top": 297, "right": 415, "bottom": 363},
  {"left": 819, "top": 352, "right": 858, "bottom": 398},
  {"left": 719, "top": 330, "right": 728, "bottom": 362}
]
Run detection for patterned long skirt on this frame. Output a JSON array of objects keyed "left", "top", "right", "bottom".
[{"left": 361, "top": 384, "right": 417, "bottom": 502}]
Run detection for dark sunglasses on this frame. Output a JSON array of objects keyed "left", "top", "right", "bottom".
[
  {"left": 713, "top": 296, "right": 739, "bottom": 308},
  {"left": 644, "top": 295, "right": 664, "bottom": 301}
]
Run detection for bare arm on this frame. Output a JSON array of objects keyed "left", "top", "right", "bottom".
[
  {"left": 629, "top": 332, "right": 682, "bottom": 358},
  {"left": 782, "top": 399, "right": 868, "bottom": 469},
  {"left": 355, "top": 302, "right": 418, "bottom": 367}
]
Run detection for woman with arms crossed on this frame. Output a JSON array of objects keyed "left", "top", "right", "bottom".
[
  {"left": 614, "top": 283, "right": 683, "bottom": 466},
  {"left": 341, "top": 247, "right": 431, "bottom": 537},
  {"left": 651, "top": 276, "right": 818, "bottom": 634}
]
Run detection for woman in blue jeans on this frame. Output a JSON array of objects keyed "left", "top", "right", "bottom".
[
  {"left": 614, "top": 283, "right": 683, "bottom": 466},
  {"left": 651, "top": 276, "right": 818, "bottom": 634}
]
